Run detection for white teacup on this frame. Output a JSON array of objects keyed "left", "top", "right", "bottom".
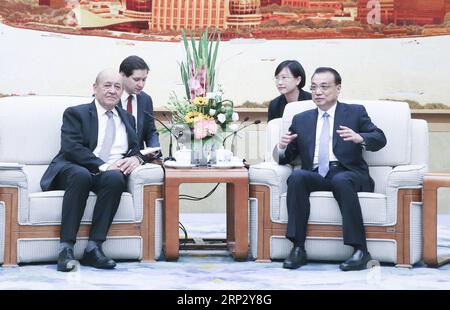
[
  {"left": 216, "top": 147, "right": 233, "bottom": 163},
  {"left": 174, "top": 149, "right": 191, "bottom": 165},
  {"left": 230, "top": 156, "right": 240, "bottom": 163}
]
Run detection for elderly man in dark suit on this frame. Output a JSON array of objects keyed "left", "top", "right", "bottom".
[
  {"left": 278, "top": 67, "right": 387, "bottom": 271},
  {"left": 41, "top": 69, "right": 145, "bottom": 272},
  {"left": 119, "top": 55, "right": 160, "bottom": 160}
]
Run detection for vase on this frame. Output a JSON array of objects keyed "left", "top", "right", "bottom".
[{"left": 191, "top": 138, "right": 217, "bottom": 166}]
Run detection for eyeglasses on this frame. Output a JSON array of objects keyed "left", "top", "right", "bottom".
[
  {"left": 274, "top": 76, "right": 295, "bottom": 82},
  {"left": 310, "top": 84, "right": 335, "bottom": 92}
]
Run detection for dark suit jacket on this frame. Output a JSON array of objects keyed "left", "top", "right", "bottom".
[
  {"left": 280, "top": 102, "right": 387, "bottom": 191},
  {"left": 119, "top": 91, "right": 160, "bottom": 150},
  {"left": 40, "top": 101, "right": 140, "bottom": 191},
  {"left": 268, "top": 89, "right": 312, "bottom": 122}
]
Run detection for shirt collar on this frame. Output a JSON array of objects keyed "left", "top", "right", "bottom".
[
  {"left": 95, "top": 99, "right": 118, "bottom": 117},
  {"left": 121, "top": 91, "right": 136, "bottom": 104},
  {"left": 318, "top": 102, "right": 337, "bottom": 119}
]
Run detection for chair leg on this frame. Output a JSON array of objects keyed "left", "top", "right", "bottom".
[
  {"left": 0, "top": 187, "right": 19, "bottom": 267},
  {"left": 250, "top": 184, "right": 272, "bottom": 262}
]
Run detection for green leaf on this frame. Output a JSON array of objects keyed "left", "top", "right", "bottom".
[
  {"left": 210, "top": 31, "right": 220, "bottom": 91},
  {"left": 180, "top": 64, "right": 191, "bottom": 100},
  {"left": 190, "top": 30, "right": 199, "bottom": 69}
]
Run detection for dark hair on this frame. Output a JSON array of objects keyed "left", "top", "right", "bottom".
[
  {"left": 274, "top": 60, "right": 306, "bottom": 90},
  {"left": 119, "top": 55, "right": 150, "bottom": 77},
  {"left": 312, "top": 67, "right": 342, "bottom": 85}
]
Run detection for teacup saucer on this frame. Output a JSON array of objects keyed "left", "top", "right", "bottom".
[{"left": 164, "top": 160, "right": 195, "bottom": 168}]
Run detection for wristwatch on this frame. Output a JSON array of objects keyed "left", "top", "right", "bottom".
[{"left": 136, "top": 155, "right": 145, "bottom": 165}]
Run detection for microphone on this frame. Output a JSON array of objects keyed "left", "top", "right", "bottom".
[
  {"left": 223, "top": 119, "right": 261, "bottom": 154},
  {"left": 144, "top": 111, "right": 180, "bottom": 162},
  {"left": 222, "top": 117, "right": 248, "bottom": 147},
  {"left": 161, "top": 112, "right": 173, "bottom": 124}
]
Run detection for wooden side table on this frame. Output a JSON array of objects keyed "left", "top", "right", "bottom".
[
  {"left": 423, "top": 172, "right": 450, "bottom": 267},
  {"left": 163, "top": 167, "right": 249, "bottom": 261}
]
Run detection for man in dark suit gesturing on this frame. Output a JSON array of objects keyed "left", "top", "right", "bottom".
[
  {"left": 119, "top": 55, "right": 160, "bottom": 160},
  {"left": 41, "top": 69, "right": 145, "bottom": 272},
  {"left": 278, "top": 67, "right": 387, "bottom": 271}
]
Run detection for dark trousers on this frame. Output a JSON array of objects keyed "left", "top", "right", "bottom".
[
  {"left": 53, "top": 163, "right": 127, "bottom": 243},
  {"left": 286, "top": 164, "right": 370, "bottom": 250}
]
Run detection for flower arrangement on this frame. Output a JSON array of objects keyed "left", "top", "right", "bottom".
[{"left": 168, "top": 29, "right": 239, "bottom": 142}]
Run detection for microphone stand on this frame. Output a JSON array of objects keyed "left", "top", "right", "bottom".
[
  {"left": 222, "top": 120, "right": 261, "bottom": 154},
  {"left": 222, "top": 117, "right": 249, "bottom": 148},
  {"left": 144, "top": 111, "right": 178, "bottom": 162}
]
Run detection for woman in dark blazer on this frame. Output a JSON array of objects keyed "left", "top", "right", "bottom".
[{"left": 268, "top": 60, "right": 312, "bottom": 122}]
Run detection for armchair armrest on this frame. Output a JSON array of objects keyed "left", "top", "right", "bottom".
[
  {"left": 249, "top": 162, "right": 292, "bottom": 221},
  {"left": 249, "top": 162, "right": 292, "bottom": 191},
  {"left": 127, "top": 163, "right": 164, "bottom": 222},
  {"left": 0, "top": 165, "right": 27, "bottom": 189},
  {"left": 1, "top": 166, "right": 29, "bottom": 224},
  {"left": 387, "top": 164, "right": 427, "bottom": 188},
  {"left": 384, "top": 164, "right": 427, "bottom": 226}
]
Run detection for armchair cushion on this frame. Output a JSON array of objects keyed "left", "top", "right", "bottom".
[
  {"left": 277, "top": 192, "right": 387, "bottom": 225},
  {"left": 28, "top": 191, "right": 135, "bottom": 225}
]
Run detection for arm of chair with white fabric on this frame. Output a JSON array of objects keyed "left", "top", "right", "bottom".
[
  {"left": 385, "top": 164, "right": 427, "bottom": 225},
  {"left": 264, "top": 119, "right": 282, "bottom": 163},
  {"left": 382, "top": 164, "right": 427, "bottom": 267},
  {"left": 249, "top": 162, "right": 292, "bottom": 261},
  {"left": 382, "top": 118, "right": 429, "bottom": 267},
  {"left": 127, "top": 163, "right": 164, "bottom": 261},
  {"left": 0, "top": 167, "right": 29, "bottom": 266}
]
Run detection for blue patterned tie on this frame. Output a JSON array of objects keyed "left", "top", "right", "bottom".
[{"left": 318, "top": 112, "right": 330, "bottom": 177}]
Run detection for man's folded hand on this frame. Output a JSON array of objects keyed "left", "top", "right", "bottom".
[{"left": 112, "top": 156, "right": 140, "bottom": 175}]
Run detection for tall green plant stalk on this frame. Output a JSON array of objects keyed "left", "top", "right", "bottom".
[{"left": 180, "top": 29, "right": 220, "bottom": 100}]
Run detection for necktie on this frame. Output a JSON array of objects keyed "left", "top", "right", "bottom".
[
  {"left": 127, "top": 95, "right": 133, "bottom": 114},
  {"left": 99, "top": 111, "right": 116, "bottom": 162},
  {"left": 318, "top": 112, "right": 330, "bottom": 177}
]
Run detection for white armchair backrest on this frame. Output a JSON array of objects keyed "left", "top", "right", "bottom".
[
  {"left": 410, "top": 119, "right": 429, "bottom": 167},
  {"left": 0, "top": 96, "right": 93, "bottom": 164}
]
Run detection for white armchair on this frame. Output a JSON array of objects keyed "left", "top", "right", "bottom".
[
  {"left": 0, "top": 96, "right": 164, "bottom": 266},
  {"left": 249, "top": 100, "right": 428, "bottom": 267}
]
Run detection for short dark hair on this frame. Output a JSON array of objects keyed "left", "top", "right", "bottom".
[
  {"left": 312, "top": 67, "right": 342, "bottom": 85},
  {"left": 119, "top": 55, "right": 149, "bottom": 77},
  {"left": 274, "top": 60, "right": 306, "bottom": 90}
]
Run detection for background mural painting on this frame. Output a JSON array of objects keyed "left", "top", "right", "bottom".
[{"left": 1, "top": 0, "right": 450, "bottom": 108}]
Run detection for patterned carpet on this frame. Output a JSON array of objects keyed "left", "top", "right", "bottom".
[{"left": 1, "top": 214, "right": 450, "bottom": 290}]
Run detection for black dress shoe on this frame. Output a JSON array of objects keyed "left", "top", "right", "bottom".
[
  {"left": 339, "top": 250, "right": 372, "bottom": 271},
  {"left": 283, "top": 246, "right": 308, "bottom": 269},
  {"left": 80, "top": 246, "right": 116, "bottom": 269},
  {"left": 57, "top": 248, "right": 79, "bottom": 272}
]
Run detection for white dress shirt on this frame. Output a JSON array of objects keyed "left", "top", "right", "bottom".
[
  {"left": 312, "top": 103, "right": 338, "bottom": 169},
  {"left": 93, "top": 100, "right": 129, "bottom": 171},
  {"left": 121, "top": 91, "right": 138, "bottom": 131}
]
